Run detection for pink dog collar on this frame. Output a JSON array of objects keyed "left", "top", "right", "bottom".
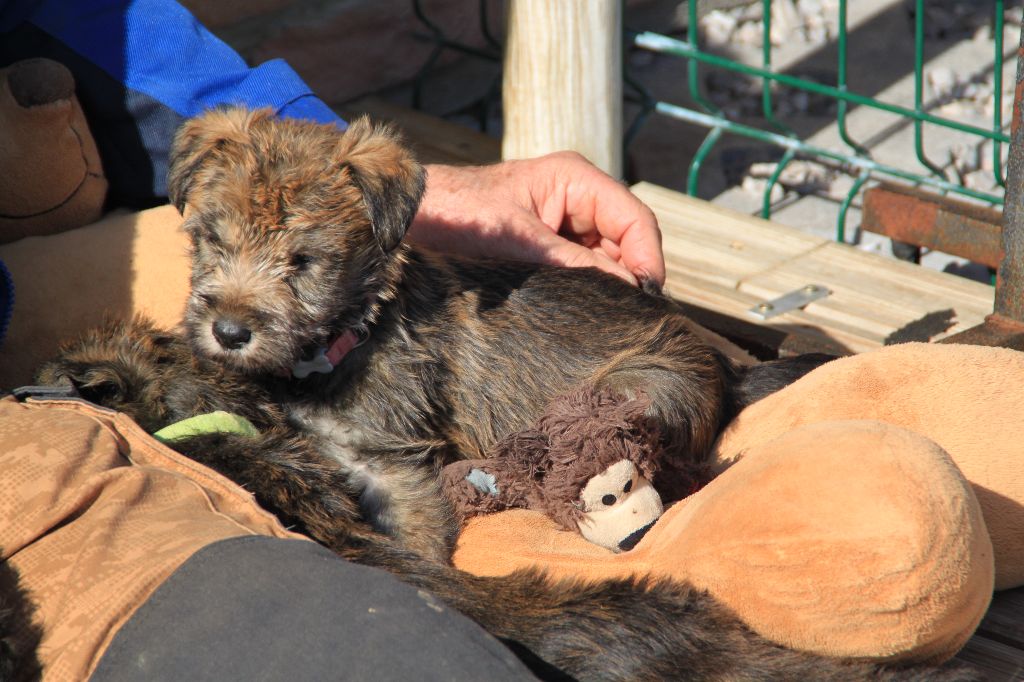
[{"left": 291, "top": 326, "right": 369, "bottom": 379}]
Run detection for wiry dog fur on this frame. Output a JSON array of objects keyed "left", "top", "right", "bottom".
[
  {"left": 0, "top": 556, "right": 41, "bottom": 682},
  {"left": 37, "top": 108, "right": 979, "bottom": 681}
]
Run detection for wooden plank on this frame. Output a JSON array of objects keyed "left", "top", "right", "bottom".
[
  {"left": 953, "top": 590, "right": 1024, "bottom": 680},
  {"left": 338, "top": 97, "right": 500, "bottom": 167},
  {"left": 503, "top": 0, "right": 622, "bottom": 176},
  {"left": 664, "top": 269, "right": 869, "bottom": 355},
  {"left": 739, "top": 242, "right": 993, "bottom": 343},
  {"left": 636, "top": 183, "right": 826, "bottom": 290},
  {"left": 976, "top": 587, "right": 1024, "bottom": 650},
  {"left": 953, "top": 634, "right": 1024, "bottom": 681},
  {"left": 635, "top": 182, "right": 995, "bottom": 351},
  {"left": 951, "top": 588, "right": 1024, "bottom": 680}
]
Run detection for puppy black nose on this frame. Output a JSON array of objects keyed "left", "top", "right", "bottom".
[{"left": 212, "top": 319, "right": 252, "bottom": 350}]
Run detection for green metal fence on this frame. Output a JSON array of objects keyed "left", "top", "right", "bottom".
[{"left": 625, "top": 0, "right": 1014, "bottom": 243}]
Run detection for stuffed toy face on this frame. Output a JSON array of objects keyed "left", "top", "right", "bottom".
[
  {"left": 442, "top": 387, "right": 700, "bottom": 552},
  {"left": 576, "top": 460, "right": 663, "bottom": 551}
]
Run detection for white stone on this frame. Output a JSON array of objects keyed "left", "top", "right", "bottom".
[
  {"left": 741, "top": 175, "right": 786, "bottom": 204},
  {"left": 733, "top": 21, "right": 763, "bottom": 47},
  {"left": 927, "top": 67, "right": 960, "bottom": 100},
  {"left": 770, "top": 0, "right": 801, "bottom": 46},
  {"left": 700, "top": 10, "right": 737, "bottom": 47}
]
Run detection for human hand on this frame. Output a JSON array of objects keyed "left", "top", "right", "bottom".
[{"left": 408, "top": 152, "right": 665, "bottom": 287}]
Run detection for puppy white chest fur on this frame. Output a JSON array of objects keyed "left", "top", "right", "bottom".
[
  {"left": 290, "top": 407, "right": 396, "bottom": 531},
  {"left": 288, "top": 406, "right": 449, "bottom": 560}
]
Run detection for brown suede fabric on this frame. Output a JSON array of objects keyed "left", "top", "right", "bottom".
[
  {"left": 0, "top": 396, "right": 307, "bottom": 680},
  {"left": 0, "top": 59, "right": 107, "bottom": 244},
  {"left": 453, "top": 420, "right": 994, "bottom": 663}
]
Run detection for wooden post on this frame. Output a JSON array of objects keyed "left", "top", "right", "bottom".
[{"left": 501, "top": 0, "right": 623, "bottom": 178}]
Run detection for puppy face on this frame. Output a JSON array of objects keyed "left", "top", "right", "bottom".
[{"left": 167, "top": 107, "right": 425, "bottom": 375}]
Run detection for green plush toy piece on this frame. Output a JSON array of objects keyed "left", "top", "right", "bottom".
[{"left": 153, "top": 411, "right": 259, "bottom": 444}]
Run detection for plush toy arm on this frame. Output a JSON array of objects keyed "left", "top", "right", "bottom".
[{"left": 441, "top": 459, "right": 528, "bottom": 525}]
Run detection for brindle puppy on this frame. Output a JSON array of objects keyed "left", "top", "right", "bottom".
[
  {"left": 37, "top": 108, "right": 977, "bottom": 682},
  {"left": 167, "top": 107, "right": 825, "bottom": 559}
]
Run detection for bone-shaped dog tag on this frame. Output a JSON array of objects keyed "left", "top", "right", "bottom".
[
  {"left": 292, "top": 347, "right": 334, "bottom": 378},
  {"left": 465, "top": 468, "right": 499, "bottom": 496}
]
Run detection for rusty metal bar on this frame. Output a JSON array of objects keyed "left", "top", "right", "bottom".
[
  {"left": 861, "top": 184, "right": 1004, "bottom": 269},
  {"left": 944, "top": 19, "right": 1024, "bottom": 344},
  {"left": 994, "top": 27, "right": 1024, "bottom": 322},
  {"left": 938, "top": 314, "right": 1024, "bottom": 350}
]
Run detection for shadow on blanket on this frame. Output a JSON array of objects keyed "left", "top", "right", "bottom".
[{"left": 0, "top": 552, "right": 41, "bottom": 682}]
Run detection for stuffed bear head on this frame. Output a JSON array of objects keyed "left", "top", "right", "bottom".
[{"left": 0, "top": 58, "right": 107, "bottom": 243}]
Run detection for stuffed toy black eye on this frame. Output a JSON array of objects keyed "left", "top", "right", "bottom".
[{"left": 602, "top": 494, "right": 617, "bottom": 506}]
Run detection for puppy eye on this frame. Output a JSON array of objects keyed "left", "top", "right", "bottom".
[
  {"left": 290, "top": 254, "right": 314, "bottom": 271},
  {"left": 601, "top": 494, "right": 617, "bottom": 506},
  {"left": 623, "top": 479, "right": 633, "bottom": 494},
  {"left": 192, "top": 224, "right": 221, "bottom": 246}
]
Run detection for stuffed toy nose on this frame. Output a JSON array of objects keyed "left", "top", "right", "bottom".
[
  {"left": 618, "top": 519, "right": 657, "bottom": 552},
  {"left": 7, "top": 58, "right": 75, "bottom": 108},
  {"left": 577, "top": 476, "right": 663, "bottom": 552}
]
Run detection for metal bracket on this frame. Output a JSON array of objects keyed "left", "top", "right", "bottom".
[{"left": 748, "top": 284, "right": 831, "bottom": 320}]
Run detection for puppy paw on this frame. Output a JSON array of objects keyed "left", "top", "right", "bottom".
[{"left": 35, "top": 316, "right": 184, "bottom": 430}]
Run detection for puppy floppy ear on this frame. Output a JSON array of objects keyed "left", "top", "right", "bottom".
[
  {"left": 337, "top": 116, "right": 426, "bottom": 252},
  {"left": 167, "top": 106, "right": 273, "bottom": 214}
]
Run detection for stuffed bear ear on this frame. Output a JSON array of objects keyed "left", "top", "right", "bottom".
[
  {"left": 167, "top": 106, "right": 273, "bottom": 214},
  {"left": 334, "top": 116, "right": 425, "bottom": 253}
]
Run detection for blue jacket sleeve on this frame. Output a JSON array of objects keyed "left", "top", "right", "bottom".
[
  {"left": 23, "top": 0, "right": 343, "bottom": 125},
  {"left": 1, "top": 0, "right": 344, "bottom": 205}
]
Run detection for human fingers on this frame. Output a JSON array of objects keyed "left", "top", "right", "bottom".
[
  {"left": 545, "top": 153, "right": 666, "bottom": 285},
  {"left": 543, "top": 233, "right": 639, "bottom": 286},
  {"left": 609, "top": 202, "right": 664, "bottom": 286}
]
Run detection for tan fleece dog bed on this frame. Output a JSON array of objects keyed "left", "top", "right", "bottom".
[
  {"left": 0, "top": 206, "right": 191, "bottom": 390},
  {"left": 714, "top": 342, "right": 1024, "bottom": 591},
  {"left": 2, "top": 204, "right": 1015, "bottom": 666},
  {"left": 454, "top": 343, "right": 1024, "bottom": 664}
]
